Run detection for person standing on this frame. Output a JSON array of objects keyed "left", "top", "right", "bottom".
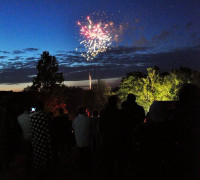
[
  {"left": 17, "top": 106, "right": 32, "bottom": 142},
  {"left": 30, "top": 100, "right": 53, "bottom": 171},
  {"left": 72, "top": 106, "right": 91, "bottom": 170},
  {"left": 100, "top": 95, "right": 121, "bottom": 179},
  {"left": 91, "top": 110, "right": 100, "bottom": 154},
  {"left": 17, "top": 106, "right": 32, "bottom": 170},
  {"left": 51, "top": 108, "right": 72, "bottom": 157}
]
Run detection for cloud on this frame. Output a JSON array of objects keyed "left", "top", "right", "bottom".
[
  {"left": 0, "top": 51, "right": 10, "bottom": 54},
  {"left": 9, "top": 56, "right": 24, "bottom": 61},
  {"left": 55, "top": 53, "right": 68, "bottom": 58},
  {"left": 0, "top": 68, "right": 37, "bottom": 83},
  {"left": 104, "top": 46, "right": 150, "bottom": 55},
  {"left": 23, "top": 48, "right": 39, "bottom": 52},
  {"left": 0, "top": 56, "right": 7, "bottom": 59},
  {"left": 27, "top": 74, "right": 36, "bottom": 78},
  {"left": 13, "top": 50, "right": 24, "bottom": 54},
  {"left": 56, "top": 50, "right": 67, "bottom": 53},
  {"left": 153, "top": 31, "right": 171, "bottom": 41},
  {"left": 26, "top": 57, "right": 38, "bottom": 61},
  {"left": 0, "top": 46, "right": 200, "bottom": 84},
  {"left": 68, "top": 51, "right": 83, "bottom": 55},
  {"left": 12, "top": 48, "right": 39, "bottom": 55},
  {"left": 143, "top": 47, "right": 200, "bottom": 71},
  {"left": 53, "top": 46, "right": 153, "bottom": 69}
]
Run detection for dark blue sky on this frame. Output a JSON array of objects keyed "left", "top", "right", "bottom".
[{"left": 0, "top": 0, "right": 200, "bottom": 90}]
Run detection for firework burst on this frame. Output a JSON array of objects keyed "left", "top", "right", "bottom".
[{"left": 77, "top": 15, "right": 114, "bottom": 60}]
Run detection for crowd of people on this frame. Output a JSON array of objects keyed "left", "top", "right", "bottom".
[{"left": 0, "top": 83, "right": 200, "bottom": 179}]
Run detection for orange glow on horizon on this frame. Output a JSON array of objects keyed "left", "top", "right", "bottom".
[
  {"left": 0, "top": 83, "right": 32, "bottom": 92},
  {"left": 0, "top": 77, "right": 122, "bottom": 92}
]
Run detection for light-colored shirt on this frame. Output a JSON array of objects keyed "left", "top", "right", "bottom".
[
  {"left": 17, "top": 111, "right": 32, "bottom": 140},
  {"left": 72, "top": 114, "right": 91, "bottom": 147}
]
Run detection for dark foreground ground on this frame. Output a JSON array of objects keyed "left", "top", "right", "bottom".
[
  {"left": 1, "top": 144, "right": 198, "bottom": 180},
  {"left": 0, "top": 145, "right": 159, "bottom": 180}
]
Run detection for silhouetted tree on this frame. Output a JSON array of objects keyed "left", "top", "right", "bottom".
[{"left": 31, "top": 51, "right": 64, "bottom": 91}]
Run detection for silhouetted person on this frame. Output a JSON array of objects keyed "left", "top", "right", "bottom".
[
  {"left": 135, "top": 101, "right": 173, "bottom": 179},
  {"left": 122, "top": 93, "right": 145, "bottom": 126},
  {"left": 0, "top": 101, "right": 22, "bottom": 173},
  {"left": 0, "top": 105, "right": 7, "bottom": 172},
  {"left": 169, "top": 83, "right": 200, "bottom": 179},
  {"left": 17, "top": 105, "right": 32, "bottom": 171},
  {"left": 90, "top": 109, "right": 100, "bottom": 176},
  {"left": 120, "top": 94, "right": 145, "bottom": 177},
  {"left": 121, "top": 94, "right": 145, "bottom": 152},
  {"left": 30, "top": 100, "right": 53, "bottom": 172},
  {"left": 72, "top": 106, "right": 91, "bottom": 173},
  {"left": 100, "top": 95, "right": 121, "bottom": 178},
  {"left": 91, "top": 110, "right": 99, "bottom": 153},
  {"left": 17, "top": 107, "right": 31, "bottom": 141},
  {"left": 51, "top": 108, "right": 71, "bottom": 158}
]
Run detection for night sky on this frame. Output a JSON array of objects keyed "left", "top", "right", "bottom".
[{"left": 0, "top": 0, "right": 200, "bottom": 91}]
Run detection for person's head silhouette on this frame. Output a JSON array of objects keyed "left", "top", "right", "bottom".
[{"left": 127, "top": 93, "right": 136, "bottom": 103}]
